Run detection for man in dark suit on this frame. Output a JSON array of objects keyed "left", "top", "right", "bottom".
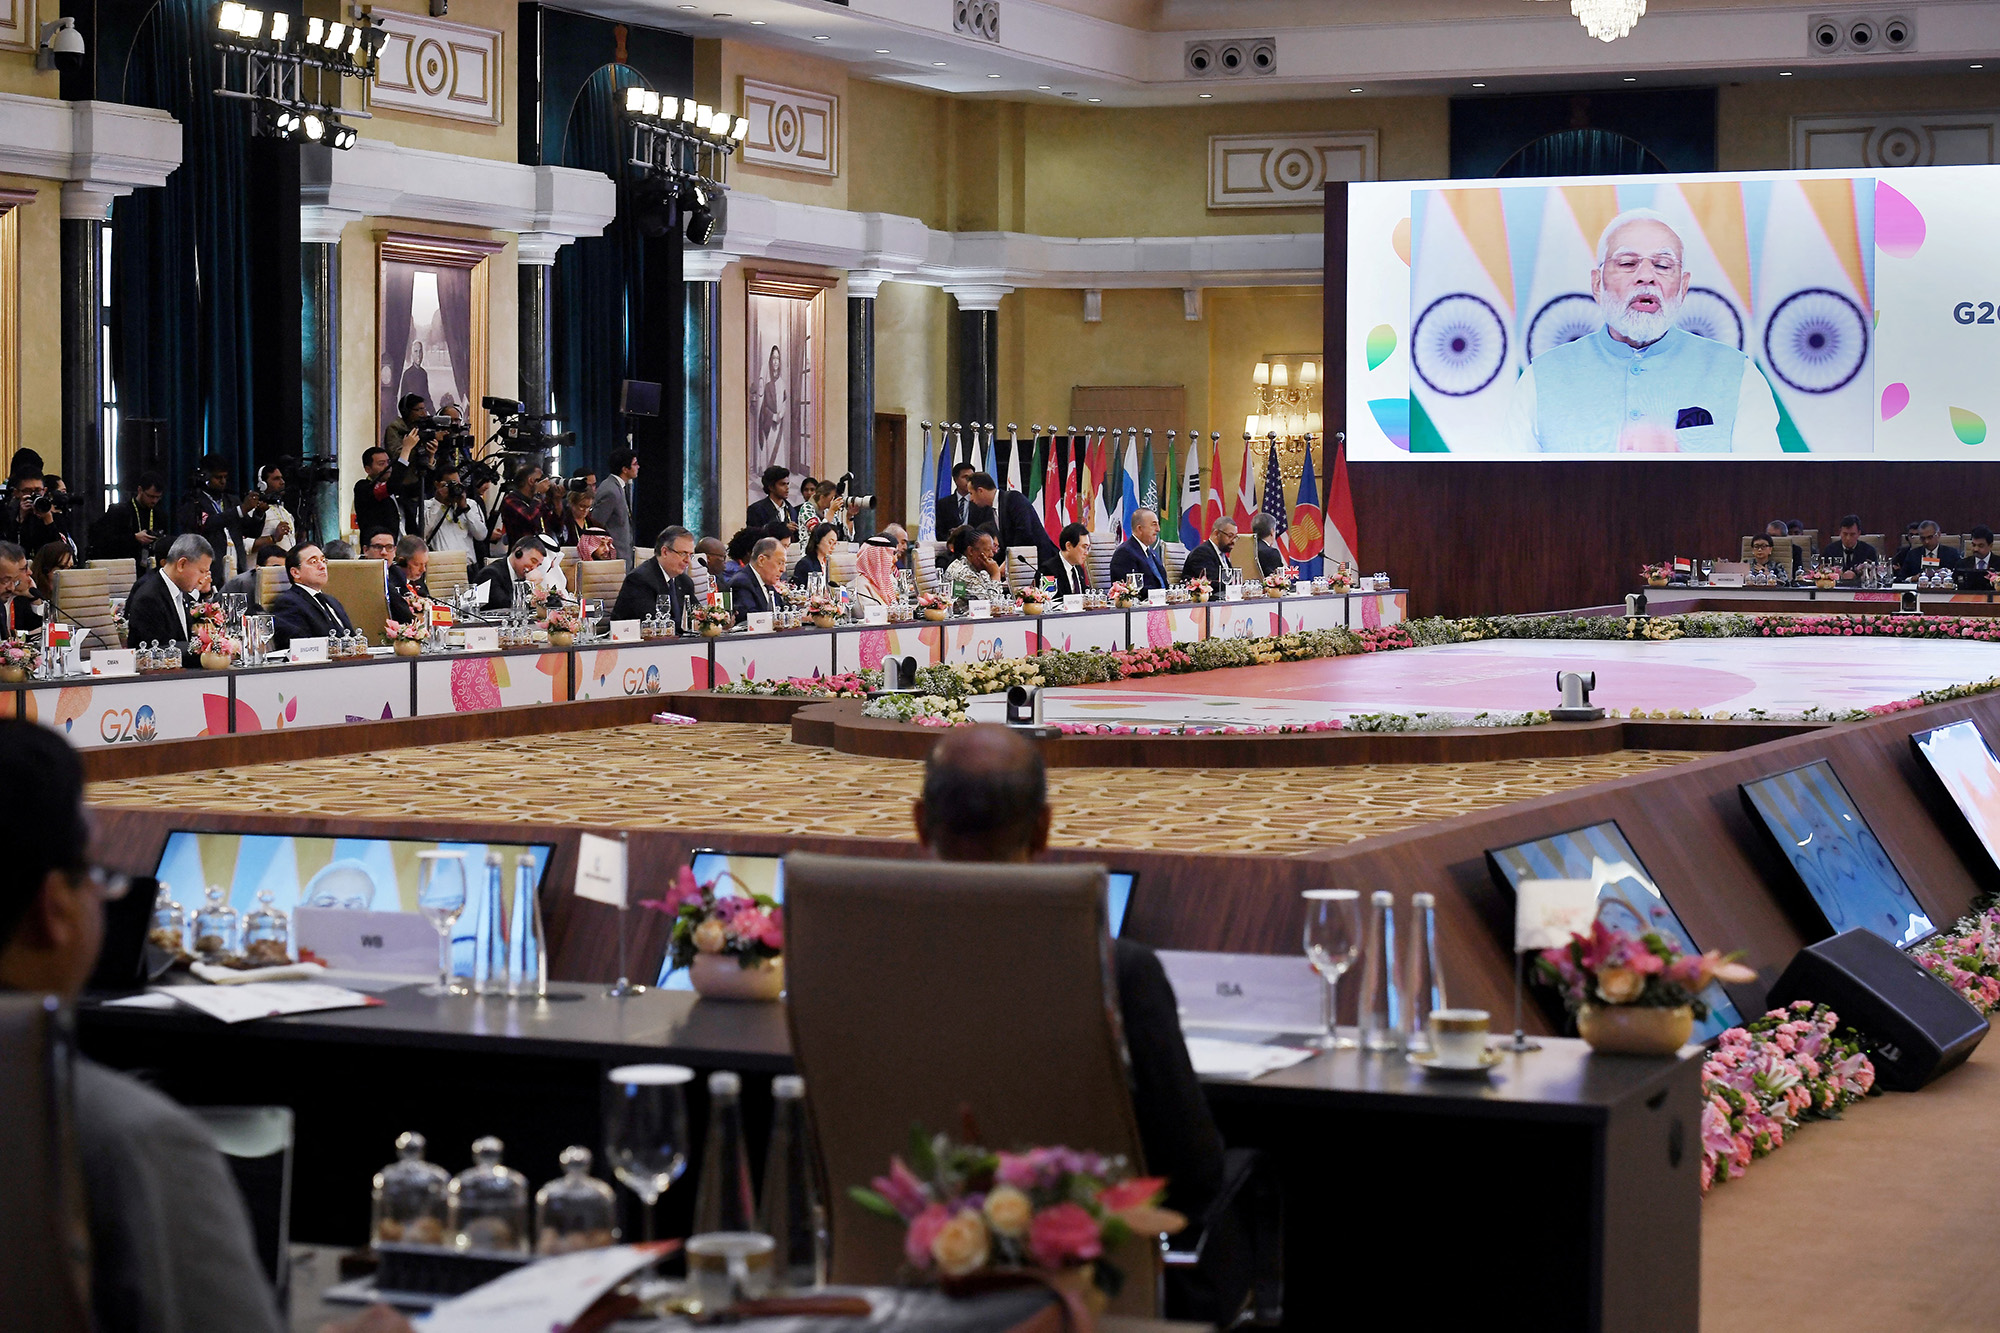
[
  {"left": 745, "top": 465, "right": 798, "bottom": 536},
  {"left": 1042, "top": 523, "right": 1093, "bottom": 595},
  {"left": 1818, "top": 514, "right": 1879, "bottom": 582},
  {"left": 269, "top": 545, "right": 355, "bottom": 649},
  {"left": 472, "top": 536, "right": 551, "bottom": 612},
  {"left": 353, "top": 447, "right": 411, "bottom": 541},
  {"left": 124, "top": 534, "right": 213, "bottom": 663},
  {"left": 595, "top": 449, "right": 639, "bottom": 566},
  {"left": 966, "top": 473, "right": 1059, "bottom": 572},
  {"left": 1250, "top": 514, "right": 1285, "bottom": 578},
  {"left": 943, "top": 461, "right": 976, "bottom": 532},
  {"left": 912, "top": 725, "right": 1254, "bottom": 1327},
  {"left": 1108, "top": 509, "right": 1171, "bottom": 591},
  {"left": 1893, "top": 520, "right": 1961, "bottom": 581},
  {"left": 176, "top": 456, "right": 262, "bottom": 574},
  {"left": 726, "top": 537, "right": 786, "bottom": 624},
  {"left": 1178, "top": 518, "right": 1238, "bottom": 589},
  {"left": 612, "top": 526, "right": 699, "bottom": 629},
  {"left": 387, "top": 537, "right": 430, "bottom": 623},
  {"left": 1958, "top": 526, "right": 1997, "bottom": 591},
  {"left": 90, "top": 472, "right": 168, "bottom": 568},
  {"left": 0, "top": 540, "right": 43, "bottom": 639}
]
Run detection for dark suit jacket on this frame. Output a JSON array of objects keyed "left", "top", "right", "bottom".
[
  {"left": 123, "top": 570, "right": 194, "bottom": 656},
  {"left": 91, "top": 499, "right": 166, "bottom": 565},
  {"left": 386, "top": 564, "right": 428, "bottom": 623},
  {"left": 941, "top": 490, "right": 975, "bottom": 533},
  {"left": 1113, "top": 938, "right": 1226, "bottom": 1221},
  {"left": 1108, "top": 538, "right": 1170, "bottom": 591},
  {"left": 1894, "top": 543, "right": 1961, "bottom": 580},
  {"left": 1178, "top": 541, "right": 1234, "bottom": 589},
  {"left": 611, "top": 560, "right": 697, "bottom": 628},
  {"left": 1254, "top": 540, "right": 1284, "bottom": 578},
  {"left": 745, "top": 497, "right": 797, "bottom": 533},
  {"left": 4, "top": 593, "right": 43, "bottom": 638},
  {"left": 472, "top": 560, "right": 545, "bottom": 613},
  {"left": 1958, "top": 552, "right": 1999, "bottom": 590},
  {"left": 1040, "top": 557, "right": 1091, "bottom": 596},
  {"left": 1819, "top": 539, "right": 1880, "bottom": 573},
  {"left": 726, "top": 568, "right": 779, "bottom": 622},
  {"left": 969, "top": 491, "right": 1059, "bottom": 569},
  {"left": 789, "top": 554, "right": 829, "bottom": 587},
  {"left": 269, "top": 584, "right": 354, "bottom": 649}
]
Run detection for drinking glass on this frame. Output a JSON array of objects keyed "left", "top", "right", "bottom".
[
  {"left": 605, "top": 1064, "right": 693, "bottom": 1242},
  {"left": 1301, "top": 889, "right": 1363, "bottom": 1050},
  {"left": 417, "top": 851, "right": 469, "bottom": 996}
]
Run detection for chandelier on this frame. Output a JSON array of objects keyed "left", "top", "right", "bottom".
[
  {"left": 1572, "top": 0, "right": 1646, "bottom": 42},
  {"left": 1246, "top": 358, "right": 1322, "bottom": 446}
]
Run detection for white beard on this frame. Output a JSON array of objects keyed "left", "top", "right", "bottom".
[{"left": 1599, "top": 287, "right": 1680, "bottom": 345}]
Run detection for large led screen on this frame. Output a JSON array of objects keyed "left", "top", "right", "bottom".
[
  {"left": 1348, "top": 166, "right": 1980, "bottom": 459},
  {"left": 1740, "top": 760, "right": 1934, "bottom": 948}
]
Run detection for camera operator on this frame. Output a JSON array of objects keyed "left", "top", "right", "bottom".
[
  {"left": 353, "top": 446, "right": 410, "bottom": 540},
  {"left": 384, "top": 393, "right": 428, "bottom": 460},
  {"left": 2, "top": 470, "right": 73, "bottom": 556},
  {"left": 498, "top": 462, "right": 560, "bottom": 549},
  {"left": 422, "top": 466, "right": 489, "bottom": 557},
  {"left": 91, "top": 471, "right": 168, "bottom": 567},
  {"left": 176, "top": 455, "right": 256, "bottom": 575},
  {"left": 249, "top": 462, "right": 296, "bottom": 552}
]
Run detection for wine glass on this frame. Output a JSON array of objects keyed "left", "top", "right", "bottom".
[
  {"left": 416, "top": 851, "right": 469, "bottom": 997},
  {"left": 605, "top": 1064, "right": 693, "bottom": 1243},
  {"left": 1302, "top": 889, "right": 1363, "bottom": 1050}
]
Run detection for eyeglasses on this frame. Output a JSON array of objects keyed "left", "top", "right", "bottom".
[
  {"left": 1608, "top": 251, "right": 1682, "bottom": 276},
  {"left": 75, "top": 866, "right": 132, "bottom": 900}
]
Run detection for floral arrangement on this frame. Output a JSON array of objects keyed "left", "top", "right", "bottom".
[
  {"left": 861, "top": 692, "right": 970, "bottom": 726},
  {"left": 1911, "top": 903, "right": 2000, "bottom": 1013},
  {"left": 691, "top": 603, "right": 735, "bottom": 633},
  {"left": 1181, "top": 576, "right": 1211, "bottom": 599},
  {"left": 1355, "top": 625, "right": 1416, "bottom": 653},
  {"left": 1641, "top": 563, "right": 1673, "bottom": 581},
  {"left": 544, "top": 605, "right": 584, "bottom": 636},
  {"left": 188, "top": 600, "right": 223, "bottom": 628},
  {"left": 645, "top": 865, "right": 784, "bottom": 974},
  {"left": 1106, "top": 577, "right": 1142, "bottom": 602},
  {"left": 1537, "top": 921, "right": 1755, "bottom": 1017},
  {"left": 0, "top": 638, "right": 34, "bottom": 668},
  {"left": 805, "top": 592, "right": 844, "bottom": 619},
  {"left": 1058, "top": 718, "right": 1342, "bottom": 737},
  {"left": 190, "top": 622, "right": 241, "bottom": 660},
  {"left": 944, "top": 656, "right": 1046, "bottom": 698},
  {"left": 1262, "top": 564, "right": 1298, "bottom": 592},
  {"left": 1700, "top": 1002, "right": 1874, "bottom": 1191},
  {"left": 916, "top": 591, "right": 951, "bottom": 614},
  {"left": 1347, "top": 709, "right": 1553, "bottom": 732},
  {"left": 1322, "top": 567, "right": 1356, "bottom": 593},
  {"left": 382, "top": 618, "right": 428, "bottom": 644},
  {"left": 719, "top": 672, "right": 874, "bottom": 698},
  {"left": 850, "top": 1128, "right": 1183, "bottom": 1300}
]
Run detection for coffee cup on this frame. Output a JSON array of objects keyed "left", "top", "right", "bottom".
[
  {"left": 686, "top": 1231, "right": 776, "bottom": 1310},
  {"left": 1428, "top": 1008, "right": 1491, "bottom": 1067}
]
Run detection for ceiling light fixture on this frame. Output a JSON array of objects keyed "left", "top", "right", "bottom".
[
  {"left": 1198, "top": 92, "right": 1211, "bottom": 98},
  {"left": 1779, "top": 70, "right": 1793, "bottom": 76},
  {"left": 750, "top": 19, "right": 764, "bottom": 24},
  {"left": 1087, "top": 97, "right": 1100, "bottom": 102},
  {"left": 1037, "top": 84, "right": 1050, "bottom": 90},
  {"left": 932, "top": 60, "right": 947, "bottom": 66},
  {"left": 812, "top": 34, "right": 829, "bottom": 40},
  {"left": 1571, "top": 0, "right": 1646, "bottom": 42},
  {"left": 1472, "top": 82, "right": 1485, "bottom": 87},
  {"left": 987, "top": 73, "right": 999, "bottom": 78},
  {"left": 1623, "top": 75, "right": 1636, "bottom": 81},
  {"left": 1349, "top": 87, "right": 1363, "bottom": 93},
  {"left": 875, "top": 48, "right": 889, "bottom": 53}
]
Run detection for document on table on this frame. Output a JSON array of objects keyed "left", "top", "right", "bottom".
[
  {"left": 424, "top": 1243, "right": 677, "bottom": 1333},
  {"left": 1183, "top": 1036, "right": 1316, "bottom": 1081},
  {"left": 162, "top": 981, "right": 383, "bottom": 1024}
]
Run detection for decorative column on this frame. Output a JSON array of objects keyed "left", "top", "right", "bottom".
[
  {"left": 946, "top": 284, "right": 1010, "bottom": 436},
  {"left": 59, "top": 186, "right": 113, "bottom": 533},
  {"left": 682, "top": 250, "right": 730, "bottom": 541},
  {"left": 846, "top": 270, "right": 888, "bottom": 539},
  {"left": 515, "top": 232, "right": 569, "bottom": 422},
  {"left": 299, "top": 206, "right": 354, "bottom": 547}
]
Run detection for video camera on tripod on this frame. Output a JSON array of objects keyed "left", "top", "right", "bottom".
[{"left": 481, "top": 396, "right": 574, "bottom": 473}]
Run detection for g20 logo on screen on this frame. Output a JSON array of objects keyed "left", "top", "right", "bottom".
[
  {"left": 620, "top": 665, "right": 662, "bottom": 696},
  {"left": 98, "top": 704, "right": 159, "bottom": 744},
  {"left": 1954, "top": 302, "right": 1999, "bottom": 325}
]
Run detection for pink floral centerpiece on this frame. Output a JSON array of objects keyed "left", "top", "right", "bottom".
[
  {"left": 851, "top": 1126, "right": 1185, "bottom": 1323},
  {"left": 1699, "top": 1002, "right": 1873, "bottom": 1191},
  {"left": 1262, "top": 564, "right": 1298, "bottom": 593},
  {"left": 917, "top": 591, "right": 951, "bottom": 621},
  {"left": 383, "top": 618, "right": 428, "bottom": 657},
  {"left": 1537, "top": 922, "right": 1756, "bottom": 1055},
  {"left": 644, "top": 866, "right": 784, "bottom": 1000},
  {"left": 1106, "top": 577, "right": 1142, "bottom": 607},
  {"left": 805, "top": 591, "right": 845, "bottom": 626},
  {"left": 1181, "top": 575, "right": 1211, "bottom": 602}
]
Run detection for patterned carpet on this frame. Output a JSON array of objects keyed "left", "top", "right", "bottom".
[{"left": 87, "top": 723, "right": 1701, "bottom": 853}]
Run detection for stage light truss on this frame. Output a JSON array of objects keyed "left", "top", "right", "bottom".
[
  {"left": 623, "top": 88, "right": 746, "bottom": 242},
  {"left": 211, "top": 3, "right": 386, "bottom": 148}
]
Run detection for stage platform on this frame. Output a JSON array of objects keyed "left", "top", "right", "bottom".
[{"left": 976, "top": 635, "right": 2000, "bottom": 731}]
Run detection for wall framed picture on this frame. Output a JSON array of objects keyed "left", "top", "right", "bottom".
[
  {"left": 745, "top": 269, "right": 834, "bottom": 508},
  {"left": 376, "top": 231, "right": 506, "bottom": 451}
]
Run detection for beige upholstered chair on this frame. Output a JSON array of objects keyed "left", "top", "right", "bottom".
[
  {"left": 424, "top": 550, "right": 471, "bottom": 599},
  {"left": 689, "top": 562, "right": 715, "bottom": 605},
  {"left": 50, "top": 568, "right": 115, "bottom": 650},
  {"left": 782, "top": 853, "right": 1160, "bottom": 1317},
  {"left": 1861, "top": 534, "right": 1887, "bottom": 555},
  {"left": 1162, "top": 541, "right": 1186, "bottom": 582},
  {"left": 1088, "top": 543, "right": 1115, "bottom": 589},
  {"left": 913, "top": 542, "right": 939, "bottom": 596},
  {"left": 576, "top": 560, "right": 625, "bottom": 605},
  {"left": 830, "top": 543, "right": 858, "bottom": 586},
  {"left": 86, "top": 557, "right": 136, "bottom": 599},
  {"left": 323, "top": 560, "right": 388, "bottom": 643},
  {"left": 256, "top": 564, "right": 291, "bottom": 610},
  {"left": 1007, "top": 545, "right": 1039, "bottom": 590}
]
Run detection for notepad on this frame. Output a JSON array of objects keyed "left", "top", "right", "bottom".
[
  {"left": 1183, "top": 1037, "right": 1315, "bottom": 1081},
  {"left": 165, "top": 981, "right": 381, "bottom": 1024}
]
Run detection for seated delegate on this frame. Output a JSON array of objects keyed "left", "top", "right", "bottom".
[
  {"left": 1818, "top": 515, "right": 1878, "bottom": 579},
  {"left": 1958, "top": 526, "right": 1998, "bottom": 590},
  {"left": 270, "top": 544, "right": 356, "bottom": 648},
  {"left": 1893, "top": 521, "right": 1960, "bottom": 581},
  {"left": 942, "top": 525, "right": 1011, "bottom": 602}
]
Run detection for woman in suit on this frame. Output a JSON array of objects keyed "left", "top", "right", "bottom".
[{"left": 790, "top": 523, "right": 840, "bottom": 588}]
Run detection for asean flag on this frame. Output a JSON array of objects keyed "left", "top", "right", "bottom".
[{"left": 1280, "top": 444, "right": 1325, "bottom": 574}]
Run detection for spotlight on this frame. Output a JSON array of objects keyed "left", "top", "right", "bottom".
[
  {"left": 641, "top": 90, "right": 661, "bottom": 117},
  {"left": 661, "top": 95, "right": 678, "bottom": 119},
  {"left": 732, "top": 116, "right": 749, "bottom": 141},
  {"left": 631, "top": 175, "right": 679, "bottom": 239},
  {"left": 302, "top": 112, "right": 324, "bottom": 142},
  {"left": 626, "top": 86, "right": 646, "bottom": 113},
  {"left": 680, "top": 99, "right": 697, "bottom": 123},
  {"left": 306, "top": 15, "right": 323, "bottom": 44},
  {"left": 324, "top": 20, "right": 345, "bottom": 48},
  {"left": 345, "top": 26, "right": 361, "bottom": 55},
  {"left": 361, "top": 23, "right": 387, "bottom": 56},
  {"left": 217, "top": 1, "right": 245, "bottom": 33},
  {"left": 238, "top": 8, "right": 265, "bottom": 38},
  {"left": 330, "top": 122, "right": 358, "bottom": 149},
  {"left": 685, "top": 204, "right": 716, "bottom": 245},
  {"left": 268, "top": 10, "right": 288, "bottom": 41}
]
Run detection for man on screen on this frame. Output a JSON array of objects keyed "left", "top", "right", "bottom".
[{"left": 1504, "top": 208, "right": 1781, "bottom": 453}]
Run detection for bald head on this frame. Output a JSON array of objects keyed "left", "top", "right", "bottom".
[{"left": 914, "top": 724, "right": 1051, "bottom": 863}]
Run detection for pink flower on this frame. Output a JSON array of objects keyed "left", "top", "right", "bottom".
[
  {"left": 1028, "top": 1201, "right": 1104, "bottom": 1269},
  {"left": 872, "top": 1157, "right": 931, "bottom": 1220},
  {"left": 906, "top": 1203, "right": 950, "bottom": 1269},
  {"left": 1097, "top": 1177, "right": 1167, "bottom": 1215}
]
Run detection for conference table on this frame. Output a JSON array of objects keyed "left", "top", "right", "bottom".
[{"left": 79, "top": 979, "right": 1696, "bottom": 1332}]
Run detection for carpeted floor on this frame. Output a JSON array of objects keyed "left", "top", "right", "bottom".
[{"left": 87, "top": 722, "right": 1701, "bottom": 853}]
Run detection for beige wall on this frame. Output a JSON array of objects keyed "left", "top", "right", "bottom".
[
  {"left": 0, "top": 45, "right": 57, "bottom": 98},
  {"left": 1, "top": 174, "right": 59, "bottom": 471},
  {"left": 336, "top": 0, "right": 520, "bottom": 163},
  {"left": 874, "top": 280, "right": 950, "bottom": 522},
  {"left": 1718, "top": 70, "right": 2000, "bottom": 170}
]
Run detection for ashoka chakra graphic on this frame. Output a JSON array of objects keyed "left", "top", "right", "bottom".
[
  {"left": 1675, "top": 287, "right": 1744, "bottom": 350},
  {"left": 1763, "top": 287, "right": 1868, "bottom": 394},
  {"left": 1526, "top": 292, "right": 1599, "bottom": 360},
  {"left": 1411, "top": 293, "right": 1508, "bottom": 397}
]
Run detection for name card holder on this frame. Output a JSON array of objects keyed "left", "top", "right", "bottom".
[
  {"left": 1158, "top": 949, "right": 1326, "bottom": 1032},
  {"left": 609, "top": 619, "right": 641, "bottom": 643},
  {"left": 861, "top": 603, "right": 889, "bottom": 625},
  {"left": 1062, "top": 594, "right": 1085, "bottom": 613},
  {"left": 294, "top": 907, "right": 440, "bottom": 977},
  {"left": 462, "top": 627, "right": 499, "bottom": 652},
  {"left": 1224, "top": 585, "right": 1245, "bottom": 602},
  {"left": 92, "top": 649, "right": 137, "bottom": 678},
  {"left": 290, "top": 637, "right": 330, "bottom": 664},
  {"left": 1147, "top": 589, "right": 1168, "bottom": 606},
  {"left": 746, "top": 611, "right": 775, "bottom": 633},
  {"left": 968, "top": 600, "right": 992, "bottom": 619}
]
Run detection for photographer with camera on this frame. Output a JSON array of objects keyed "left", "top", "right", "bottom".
[
  {"left": 92, "top": 471, "right": 168, "bottom": 567},
  {"left": 2, "top": 470, "right": 73, "bottom": 557},
  {"left": 249, "top": 462, "right": 296, "bottom": 552},
  {"left": 354, "top": 446, "right": 411, "bottom": 541},
  {"left": 384, "top": 392, "right": 428, "bottom": 460},
  {"left": 176, "top": 455, "right": 256, "bottom": 576},
  {"left": 422, "top": 465, "right": 490, "bottom": 557},
  {"left": 498, "top": 461, "right": 560, "bottom": 550}
]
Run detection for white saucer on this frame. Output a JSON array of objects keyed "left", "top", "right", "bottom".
[{"left": 1406, "top": 1048, "right": 1504, "bottom": 1076}]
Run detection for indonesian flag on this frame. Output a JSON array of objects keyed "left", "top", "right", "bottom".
[
  {"left": 1325, "top": 434, "right": 1360, "bottom": 568},
  {"left": 1281, "top": 443, "right": 1325, "bottom": 574}
]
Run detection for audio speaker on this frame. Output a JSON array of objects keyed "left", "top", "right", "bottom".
[{"left": 1767, "top": 928, "right": 1988, "bottom": 1091}]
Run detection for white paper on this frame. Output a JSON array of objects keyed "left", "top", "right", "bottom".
[
  {"left": 1159, "top": 950, "right": 1326, "bottom": 1032},
  {"left": 1515, "top": 878, "right": 1601, "bottom": 951},
  {"left": 574, "top": 832, "right": 628, "bottom": 909},
  {"left": 166, "top": 981, "right": 378, "bottom": 1024},
  {"left": 861, "top": 603, "right": 888, "bottom": 625},
  {"left": 294, "top": 908, "right": 439, "bottom": 977},
  {"left": 968, "top": 600, "right": 992, "bottom": 619},
  {"left": 746, "top": 611, "right": 774, "bottom": 633},
  {"left": 610, "top": 619, "right": 641, "bottom": 643},
  {"left": 289, "top": 637, "right": 329, "bottom": 664},
  {"left": 92, "top": 649, "right": 137, "bottom": 678},
  {"left": 1147, "top": 589, "right": 1168, "bottom": 606},
  {"left": 101, "top": 991, "right": 182, "bottom": 1010},
  {"left": 189, "top": 961, "right": 325, "bottom": 986},
  {"left": 1062, "top": 594, "right": 1084, "bottom": 613},
  {"left": 1224, "top": 585, "right": 1245, "bottom": 602},
  {"left": 1183, "top": 1037, "right": 1316, "bottom": 1081},
  {"left": 425, "top": 1244, "right": 671, "bottom": 1333},
  {"left": 463, "top": 626, "right": 499, "bottom": 652}
]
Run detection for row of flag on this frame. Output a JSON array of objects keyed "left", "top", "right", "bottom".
[{"left": 916, "top": 424, "right": 1359, "bottom": 575}]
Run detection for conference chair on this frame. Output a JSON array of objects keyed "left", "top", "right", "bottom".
[
  {"left": 913, "top": 542, "right": 939, "bottom": 596},
  {"left": 576, "top": 560, "right": 625, "bottom": 606},
  {"left": 0, "top": 994, "right": 93, "bottom": 1333},
  {"left": 322, "top": 560, "right": 389, "bottom": 643},
  {"left": 1162, "top": 541, "right": 1187, "bottom": 583},
  {"left": 1088, "top": 539, "right": 1115, "bottom": 590},
  {"left": 87, "top": 556, "right": 137, "bottom": 599},
  {"left": 190, "top": 1106, "right": 295, "bottom": 1309},
  {"left": 51, "top": 566, "right": 116, "bottom": 650},
  {"left": 1862, "top": 534, "right": 1887, "bottom": 555},
  {"left": 424, "top": 550, "right": 471, "bottom": 600},
  {"left": 689, "top": 562, "right": 715, "bottom": 605},
  {"left": 1007, "top": 546, "right": 1039, "bottom": 590},
  {"left": 830, "top": 542, "right": 858, "bottom": 586},
  {"left": 256, "top": 563, "right": 292, "bottom": 612},
  {"left": 788, "top": 854, "right": 1263, "bottom": 1321}
]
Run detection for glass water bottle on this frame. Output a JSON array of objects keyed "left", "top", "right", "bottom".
[
  {"left": 1402, "top": 892, "right": 1446, "bottom": 1052},
  {"left": 1358, "top": 890, "right": 1402, "bottom": 1052},
  {"left": 691, "top": 1070, "right": 755, "bottom": 1236},
  {"left": 472, "top": 851, "right": 507, "bottom": 996},
  {"left": 759, "top": 1074, "right": 825, "bottom": 1290},
  {"left": 504, "top": 853, "right": 544, "bottom": 999}
]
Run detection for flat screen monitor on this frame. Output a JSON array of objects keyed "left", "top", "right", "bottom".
[
  {"left": 1486, "top": 820, "right": 1744, "bottom": 1042},
  {"left": 620, "top": 379, "right": 662, "bottom": 417},
  {"left": 657, "top": 852, "right": 1136, "bottom": 987},
  {"left": 1911, "top": 718, "right": 2000, "bottom": 882},
  {"left": 1739, "top": 760, "right": 1935, "bottom": 948}
]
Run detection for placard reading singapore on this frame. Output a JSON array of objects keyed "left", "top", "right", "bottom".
[{"left": 1347, "top": 166, "right": 1987, "bottom": 460}]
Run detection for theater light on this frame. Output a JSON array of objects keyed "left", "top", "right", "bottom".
[
  {"left": 626, "top": 86, "right": 646, "bottom": 113},
  {"left": 732, "top": 117, "right": 749, "bottom": 141},
  {"left": 268, "top": 11, "right": 288, "bottom": 41},
  {"left": 681, "top": 100, "right": 698, "bottom": 123},
  {"left": 237, "top": 8, "right": 265, "bottom": 38},
  {"left": 302, "top": 113, "right": 324, "bottom": 141},
  {"left": 660, "top": 96, "right": 678, "bottom": 120},
  {"left": 324, "top": 20, "right": 345, "bottom": 48},
  {"left": 306, "top": 15, "right": 323, "bottom": 44},
  {"left": 217, "top": 2, "right": 245, "bottom": 33}
]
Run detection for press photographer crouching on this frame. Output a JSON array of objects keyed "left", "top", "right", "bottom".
[
  {"left": 91, "top": 471, "right": 168, "bottom": 566},
  {"left": 123, "top": 535, "right": 213, "bottom": 667}
]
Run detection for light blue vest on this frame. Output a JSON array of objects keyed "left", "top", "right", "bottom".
[{"left": 1531, "top": 327, "right": 1747, "bottom": 453}]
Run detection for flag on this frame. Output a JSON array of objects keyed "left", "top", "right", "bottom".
[
  {"left": 1044, "top": 437, "right": 1062, "bottom": 541},
  {"left": 1137, "top": 430, "right": 1157, "bottom": 514},
  {"left": 1102, "top": 431, "right": 1124, "bottom": 534},
  {"left": 1281, "top": 443, "right": 1324, "bottom": 576},
  {"left": 1230, "top": 438, "right": 1256, "bottom": 532},
  {"left": 1120, "top": 432, "right": 1141, "bottom": 539},
  {"left": 1164, "top": 433, "right": 1180, "bottom": 539},
  {"left": 1203, "top": 435, "right": 1225, "bottom": 539},
  {"left": 1325, "top": 433, "right": 1360, "bottom": 568},
  {"left": 919, "top": 424, "right": 946, "bottom": 544},
  {"left": 1025, "top": 431, "right": 1047, "bottom": 526},
  {"left": 1090, "top": 432, "right": 1114, "bottom": 535},
  {"left": 1004, "top": 429, "right": 1022, "bottom": 491},
  {"left": 1178, "top": 432, "right": 1202, "bottom": 546},
  {"left": 1065, "top": 437, "right": 1083, "bottom": 526},
  {"left": 1259, "top": 438, "right": 1289, "bottom": 547}
]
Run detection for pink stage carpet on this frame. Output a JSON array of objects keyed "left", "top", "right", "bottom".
[{"left": 990, "top": 638, "right": 2000, "bottom": 730}]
